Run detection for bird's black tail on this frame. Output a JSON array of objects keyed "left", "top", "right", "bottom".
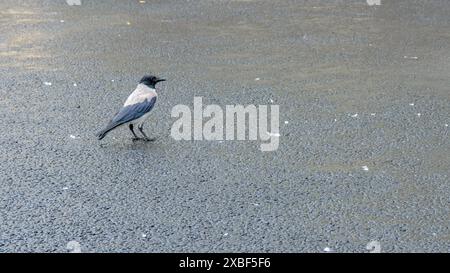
[
  {"left": 96, "top": 123, "right": 120, "bottom": 140},
  {"left": 96, "top": 128, "right": 110, "bottom": 140}
]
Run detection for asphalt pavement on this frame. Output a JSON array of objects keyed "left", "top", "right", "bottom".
[{"left": 0, "top": 0, "right": 449, "bottom": 252}]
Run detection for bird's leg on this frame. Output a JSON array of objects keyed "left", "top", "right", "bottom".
[
  {"left": 138, "top": 124, "right": 156, "bottom": 142},
  {"left": 129, "top": 124, "right": 141, "bottom": 141}
]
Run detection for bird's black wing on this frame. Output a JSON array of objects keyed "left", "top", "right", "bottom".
[
  {"left": 96, "top": 97, "right": 156, "bottom": 140},
  {"left": 110, "top": 96, "right": 157, "bottom": 125}
]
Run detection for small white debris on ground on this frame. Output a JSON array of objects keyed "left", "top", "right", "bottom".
[
  {"left": 254, "top": 77, "right": 260, "bottom": 81},
  {"left": 60, "top": 20, "right": 65, "bottom": 23},
  {"left": 370, "top": 113, "right": 376, "bottom": 116},
  {"left": 417, "top": 113, "right": 421, "bottom": 117},
  {"left": 66, "top": 0, "right": 82, "bottom": 6},
  {"left": 324, "top": 247, "right": 332, "bottom": 252},
  {"left": 409, "top": 103, "right": 415, "bottom": 106},
  {"left": 269, "top": 99, "right": 274, "bottom": 103},
  {"left": 69, "top": 135, "right": 79, "bottom": 139},
  {"left": 73, "top": 83, "right": 77, "bottom": 87},
  {"left": 66, "top": 241, "right": 81, "bottom": 253},
  {"left": 126, "top": 21, "right": 131, "bottom": 25},
  {"left": 366, "top": 240, "right": 382, "bottom": 253},
  {"left": 62, "top": 187, "right": 69, "bottom": 190},
  {"left": 267, "top": 132, "right": 280, "bottom": 137},
  {"left": 362, "top": 166, "right": 369, "bottom": 171},
  {"left": 404, "top": 56, "right": 419, "bottom": 60},
  {"left": 223, "top": 233, "right": 229, "bottom": 236},
  {"left": 366, "top": 0, "right": 381, "bottom": 6},
  {"left": 334, "top": 119, "right": 337, "bottom": 122},
  {"left": 252, "top": 203, "right": 260, "bottom": 206},
  {"left": 284, "top": 121, "right": 288, "bottom": 124},
  {"left": 43, "top": 82, "right": 52, "bottom": 86},
  {"left": 445, "top": 124, "right": 449, "bottom": 127},
  {"left": 351, "top": 113, "right": 358, "bottom": 118},
  {"left": 111, "top": 79, "right": 115, "bottom": 82},
  {"left": 141, "top": 233, "right": 147, "bottom": 238},
  {"left": 139, "top": 0, "right": 146, "bottom": 3}
]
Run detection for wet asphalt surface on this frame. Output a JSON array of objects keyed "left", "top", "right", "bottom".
[{"left": 0, "top": 0, "right": 449, "bottom": 253}]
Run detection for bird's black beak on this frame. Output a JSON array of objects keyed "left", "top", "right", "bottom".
[{"left": 156, "top": 78, "right": 166, "bottom": 83}]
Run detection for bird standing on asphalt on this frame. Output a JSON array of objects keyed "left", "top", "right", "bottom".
[{"left": 96, "top": 75, "right": 165, "bottom": 141}]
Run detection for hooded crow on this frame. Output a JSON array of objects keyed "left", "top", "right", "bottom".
[{"left": 96, "top": 75, "right": 165, "bottom": 141}]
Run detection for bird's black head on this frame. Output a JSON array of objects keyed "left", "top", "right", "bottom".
[{"left": 139, "top": 75, "right": 166, "bottom": 88}]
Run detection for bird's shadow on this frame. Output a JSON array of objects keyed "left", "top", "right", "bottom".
[{"left": 98, "top": 137, "right": 158, "bottom": 151}]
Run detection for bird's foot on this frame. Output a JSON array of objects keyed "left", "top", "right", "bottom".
[{"left": 132, "top": 137, "right": 156, "bottom": 142}]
